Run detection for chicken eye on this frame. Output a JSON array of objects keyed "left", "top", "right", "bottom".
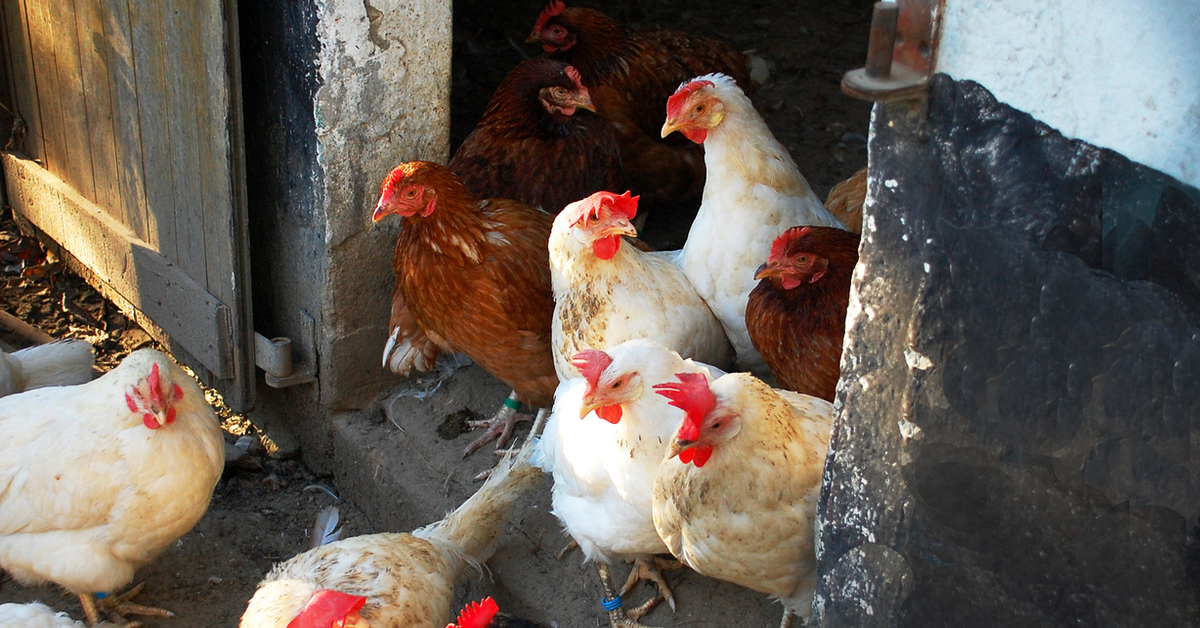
[
  {"left": 695, "top": 104, "right": 705, "bottom": 114},
  {"left": 711, "top": 420, "right": 722, "bottom": 430},
  {"left": 550, "top": 25, "right": 565, "bottom": 37},
  {"left": 797, "top": 254, "right": 811, "bottom": 264},
  {"left": 405, "top": 189, "right": 418, "bottom": 198},
  {"left": 611, "top": 380, "right": 622, "bottom": 389}
]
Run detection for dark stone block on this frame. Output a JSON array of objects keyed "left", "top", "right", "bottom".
[{"left": 814, "top": 74, "right": 1200, "bottom": 628}]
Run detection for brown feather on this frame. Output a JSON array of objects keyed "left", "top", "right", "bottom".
[
  {"left": 745, "top": 227, "right": 860, "bottom": 401},
  {"left": 387, "top": 163, "right": 558, "bottom": 407},
  {"left": 531, "top": 4, "right": 753, "bottom": 206},
  {"left": 449, "top": 58, "right": 622, "bottom": 214},
  {"left": 824, "top": 166, "right": 868, "bottom": 234}
]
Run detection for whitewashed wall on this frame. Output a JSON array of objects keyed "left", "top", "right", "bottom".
[{"left": 936, "top": 0, "right": 1200, "bottom": 188}]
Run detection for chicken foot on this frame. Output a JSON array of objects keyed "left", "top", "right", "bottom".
[
  {"left": 596, "top": 562, "right": 656, "bottom": 628},
  {"left": 779, "top": 608, "right": 800, "bottom": 628},
  {"left": 80, "top": 582, "right": 173, "bottom": 627},
  {"left": 620, "top": 556, "right": 684, "bottom": 615},
  {"left": 462, "top": 390, "right": 533, "bottom": 457}
]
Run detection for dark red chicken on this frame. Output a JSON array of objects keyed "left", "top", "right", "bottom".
[
  {"left": 746, "top": 226, "right": 860, "bottom": 401},
  {"left": 527, "top": 1, "right": 753, "bottom": 207},
  {"left": 449, "top": 58, "right": 622, "bottom": 215},
  {"left": 373, "top": 161, "right": 559, "bottom": 455}
]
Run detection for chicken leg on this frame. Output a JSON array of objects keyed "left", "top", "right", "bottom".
[
  {"left": 619, "top": 555, "right": 684, "bottom": 616},
  {"left": 462, "top": 390, "right": 534, "bottom": 457},
  {"left": 80, "top": 582, "right": 173, "bottom": 627},
  {"left": 596, "top": 562, "right": 655, "bottom": 628}
]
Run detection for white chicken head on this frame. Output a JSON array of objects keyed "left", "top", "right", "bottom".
[
  {"left": 655, "top": 372, "right": 742, "bottom": 468},
  {"left": 557, "top": 190, "right": 638, "bottom": 260},
  {"left": 124, "top": 359, "right": 184, "bottom": 430},
  {"left": 242, "top": 582, "right": 369, "bottom": 628},
  {"left": 661, "top": 74, "right": 731, "bottom": 144},
  {"left": 572, "top": 349, "right": 637, "bottom": 423}
]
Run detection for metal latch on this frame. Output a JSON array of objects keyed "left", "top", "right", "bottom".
[
  {"left": 254, "top": 310, "right": 317, "bottom": 388},
  {"left": 842, "top": 0, "right": 940, "bottom": 102}
]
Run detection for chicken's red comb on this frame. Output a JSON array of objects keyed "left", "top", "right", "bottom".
[
  {"left": 532, "top": 0, "right": 567, "bottom": 37},
  {"left": 769, "top": 226, "right": 813, "bottom": 262},
  {"left": 565, "top": 65, "right": 584, "bottom": 90},
  {"left": 447, "top": 597, "right": 500, "bottom": 628},
  {"left": 666, "top": 79, "right": 714, "bottom": 121},
  {"left": 287, "top": 590, "right": 367, "bottom": 628},
  {"left": 571, "top": 349, "right": 613, "bottom": 394},
  {"left": 563, "top": 191, "right": 638, "bottom": 228},
  {"left": 653, "top": 372, "right": 715, "bottom": 423}
]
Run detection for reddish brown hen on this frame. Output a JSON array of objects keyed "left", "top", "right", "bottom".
[
  {"left": 746, "top": 226, "right": 860, "bottom": 401},
  {"left": 527, "top": 1, "right": 753, "bottom": 207},
  {"left": 449, "top": 58, "right": 622, "bottom": 215},
  {"left": 373, "top": 161, "right": 558, "bottom": 455}
]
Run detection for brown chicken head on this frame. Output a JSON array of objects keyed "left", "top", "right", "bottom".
[
  {"left": 755, "top": 226, "right": 831, "bottom": 290},
  {"left": 655, "top": 372, "right": 741, "bottom": 468},
  {"left": 372, "top": 161, "right": 441, "bottom": 221},
  {"left": 662, "top": 77, "right": 727, "bottom": 144},
  {"left": 527, "top": 1, "right": 575, "bottom": 53},
  {"left": 560, "top": 190, "right": 639, "bottom": 260},
  {"left": 572, "top": 349, "right": 642, "bottom": 424},
  {"left": 539, "top": 65, "right": 596, "bottom": 117},
  {"left": 125, "top": 361, "right": 184, "bottom": 430}
]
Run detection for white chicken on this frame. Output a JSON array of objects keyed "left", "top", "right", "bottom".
[
  {"left": 0, "top": 602, "right": 116, "bottom": 628},
  {"left": 549, "top": 190, "right": 732, "bottom": 381},
  {"left": 0, "top": 339, "right": 94, "bottom": 397},
  {"left": 535, "top": 339, "right": 722, "bottom": 627},
  {"left": 0, "top": 348, "right": 225, "bottom": 626},
  {"left": 240, "top": 413, "right": 546, "bottom": 628},
  {"left": 661, "top": 73, "right": 847, "bottom": 377},
  {"left": 652, "top": 371, "right": 834, "bottom": 627}
]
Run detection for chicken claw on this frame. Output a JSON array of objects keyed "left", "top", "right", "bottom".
[
  {"left": 596, "top": 562, "right": 656, "bottom": 628},
  {"left": 462, "top": 391, "right": 532, "bottom": 457},
  {"left": 80, "top": 582, "right": 173, "bottom": 627},
  {"left": 620, "top": 556, "right": 683, "bottom": 614}
]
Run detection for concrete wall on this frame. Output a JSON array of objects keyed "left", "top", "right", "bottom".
[
  {"left": 315, "top": 0, "right": 451, "bottom": 410},
  {"left": 239, "top": 0, "right": 451, "bottom": 462},
  {"left": 936, "top": 0, "right": 1200, "bottom": 188}
]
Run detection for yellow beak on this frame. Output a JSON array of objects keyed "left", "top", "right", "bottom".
[{"left": 661, "top": 118, "right": 683, "bottom": 139}]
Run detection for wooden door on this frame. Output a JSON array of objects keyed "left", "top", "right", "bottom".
[{"left": 0, "top": 0, "right": 253, "bottom": 410}]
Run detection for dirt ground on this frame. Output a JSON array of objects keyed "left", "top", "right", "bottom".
[{"left": 0, "top": 0, "right": 873, "bottom": 626}]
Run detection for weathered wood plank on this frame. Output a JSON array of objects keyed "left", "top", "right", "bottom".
[
  {"left": 4, "top": 152, "right": 234, "bottom": 378},
  {"left": 126, "top": 0, "right": 175, "bottom": 256},
  {"left": 74, "top": 0, "right": 123, "bottom": 218},
  {"left": 161, "top": 0, "right": 205, "bottom": 284},
  {"left": 1, "top": 0, "right": 42, "bottom": 158},
  {"left": 196, "top": 0, "right": 235, "bottom": 304},
  {"left": 47, "top": 0, "right": 95, "bottom": 200},
  {"left": 97, "top": 0, "right": 148, "bottom": 240},
  {"left": 24, "top": 0, "right": 65, "bottom": 176}
]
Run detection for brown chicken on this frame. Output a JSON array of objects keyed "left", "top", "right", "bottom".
[
  {"left": 823, "top": 166, "right": 868, "bottom": 234},
  {"left": 240, "top": 419, "right": 546, "bottom": 628},
  {"left": 652, "top": 372, "right": 834, "bottom": 628},
  {"left": 449, "top": 58, "right": 622, "bottom": 215},
  {"left": 373, "top": 162, "right": 558, "bottom": 455},
  {"left": 746, "top": 226, "right": 860, "bottom": 401},
  {"left": 527, "top": 1, "right": 753, "bottom": 207}
]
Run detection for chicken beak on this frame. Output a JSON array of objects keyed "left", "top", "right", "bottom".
[
  {"left": 661, "top": 117, "right": 682, "bottom": 139},
  {"left": 666, "top": 438, "right": 693, "bottom": 460},
  {"left": 371, "top": 201, "right": 390, "bottom": 222},
  {"left": 754, "top": 262, "right": 779, "bottom": 281},
  {"left": 603, "top": 222, "right": 638, "bottom": 239},
  {"left": 579, "top": 397, "right": 602, "bottom": 419}
]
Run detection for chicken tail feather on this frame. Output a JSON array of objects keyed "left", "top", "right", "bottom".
[
  {"left": 12, "top": 339, "right": 95, "bottom": 390},
  {"left": 412, "top": 410, "right": 547, "bottom": 577}
]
